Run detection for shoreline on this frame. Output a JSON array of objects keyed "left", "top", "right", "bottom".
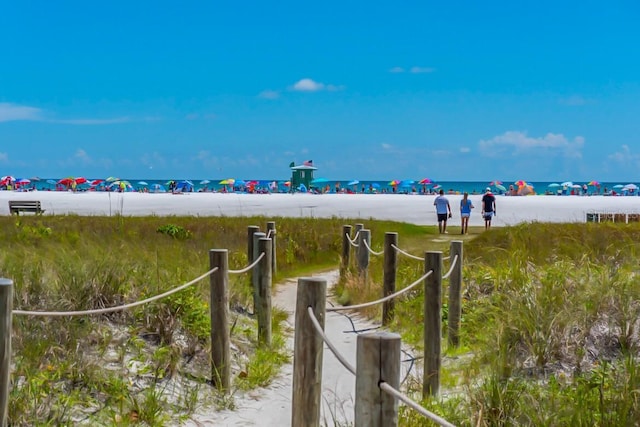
[{"left": 1, "top": 191, "right": 639, "bottom": 227}]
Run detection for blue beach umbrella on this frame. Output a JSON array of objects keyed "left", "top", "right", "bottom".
[
  {"left": 137, "top": 181, "right": 148, "bottom": 186},
  {"left": 347, "top": 180, "right": 359, "bottom": 186},
  {"left": 548, "top": 183, "right": 560, "bottom": 187}
]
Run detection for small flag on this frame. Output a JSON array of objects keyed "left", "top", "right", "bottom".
[{"left": 303, "top": 160, "right": 313, "bottom": 166}]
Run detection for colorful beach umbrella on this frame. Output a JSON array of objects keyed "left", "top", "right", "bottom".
[
  {"left": 419, "top": 178, "right": 433, "bottom": 185},
  {"left": 219, "top": 178, "right": 235, "bottom": 185},
  {"left": 388, "top": 180, "right": 400, "bottom": 186},
  {"left": 588, "top": 181, "right": 600, "bottom": 186},
  {"left": 489, "top": 180, "right": 503, "bottom": 185},
  {"left": 515, "top": 180, "right": 527, "bottom": 187}
]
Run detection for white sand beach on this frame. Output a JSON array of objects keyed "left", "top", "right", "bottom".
[
  {"left": 2, "top": 190, "right": 640, "bottom": 226},
  {"left": 4, "top": 190, "right": 639, "bottom": 426}
]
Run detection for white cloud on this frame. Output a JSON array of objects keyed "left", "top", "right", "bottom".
[
  {"left": 292, "top": 78, "right": 325, "bottom": 92},
  {"left": 381, "top": 143, "right": 393, "bottom": 150},
  {"left": 75, "top": 149, "right": 92, "bottom": 164},
  {"left": 0, "top": 102, "right": 42, "bottom": 122},
  {"left": 389, "top": 67, "right": 405, "bottom": 73},
  {"left": 259, "top": 90, "right": 280, "bottom": 99},
  {"left": 51, "top": 117, "right": 131, "bottom": 125},
  {"left": 459, "top": 147, "right": 471, "bottom": 153},
  {"left": 0, "top": 152, "right": 8, "bottom": 162},
  {"left": 479, "top": 131, "right": 584, "bottom": 158},
  {"left": 607, "top": 145, "right": 640, "bottom": 170},
  {"left": 409, "top": 66, "right": 435, "bottom": 74}
]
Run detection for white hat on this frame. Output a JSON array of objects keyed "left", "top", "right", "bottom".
[{"left": 486, "top": 187, "right": 491, "bottom": 192}]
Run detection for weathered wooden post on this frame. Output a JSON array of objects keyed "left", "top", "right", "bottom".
[
  {"left": 252, "top": 231, "right": 266, "bottom": 313},
  {"left": 357, "top": 229, "right": 371, "bottom": 284},
  {"left": 355, "top": 332, "right": 401, "bottom": 427},
  {"left": 448, "top": 241, "right": 463, "bottom": 348},
  {"left": 0, "top": 278, "right": 12, "bottom": 427},
  {"left": 382, "top": 232, "right": 398, "bottom": 326},
  {"left": 353, "top": 223, "right": 364, "bottom": 268},
  {"left": 266, "top": 221, "right": 277, "bottom": 276},
  {"left": 292, "top": 277, "right": 327, "bottom": 427},
  {"left": 209, "top": 250, "right": 230, "bottom": 391},
  {"left": 257, "top": 237, "right": 273, "bottom": 346},
  {"left": 247, "top": 225, "right": 260, "bottom": 286},
  {"left": 424, "top": 251, "right": 442, "bottom": 397},
  {"left": 341, "top": 224, "right": 353, "bottom": 278}
]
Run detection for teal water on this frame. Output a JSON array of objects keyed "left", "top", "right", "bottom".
[{"left": 19, "top": 178, "right": 632, "bottom": 195}]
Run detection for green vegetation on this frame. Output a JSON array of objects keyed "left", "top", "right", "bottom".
[
  {"left": 0, "top": 215, "right": 349, "bottom": 425},
  {"left": 5, "top": 214, "right": 640, "bottom": 426},
  {"left": 337, "top": 221, "right": 640, "bottom": 426}
]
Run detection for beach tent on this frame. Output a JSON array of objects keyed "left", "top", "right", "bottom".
[{"left": 175, "top": 180, "right": 194, "bottom": 192}]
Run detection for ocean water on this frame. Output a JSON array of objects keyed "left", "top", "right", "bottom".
[{"left": 18, "top": 178, "right": 633, "bottom": 195}]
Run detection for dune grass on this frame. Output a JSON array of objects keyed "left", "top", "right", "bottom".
[
  {"left": 336, "top": 221, "right": 640, "bottom": 426},
  {"left": 6, "top": 214, "right": 640, "bottom": 425},
  {"left": 0, "top": 214, "right": 353, "bottom": 425}
]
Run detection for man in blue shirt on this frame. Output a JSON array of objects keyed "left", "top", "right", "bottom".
[{"left": 433, "top": 189, "right": 452, "bottom": 234}]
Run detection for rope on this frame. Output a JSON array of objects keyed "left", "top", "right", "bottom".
[
  {"left": 327, "top": 270, "right": 433, "bottom": 312},
  {"left": 442, "top": 254, "right": 459, "bottom": 280},
  {"left": 307, "top": 306, "right": 356, "bottom": 375},
  {"left": 362, "top": 239, "right": 384, "bottom": 256},
  {"left": 443, "top": 255, "right": 451, "bottom": 261},
  {"left": 379, "top": 382, "right": 456, "bottom": 427},
  {"left": 13, "top": 267, "right": 219, "bottom": 317},
  {"left": 391, "top": 244, "right": 423, "bottom": 261},
  {"left": 229, "top": 252, "right": 265, "bottom": 274},
  {"left": 346, "top": 233, "right": 359, "bottom": 248}
]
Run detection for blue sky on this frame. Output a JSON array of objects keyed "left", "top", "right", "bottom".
[{"left": 1, "top": 0, "right": 639, "bottom": 182}]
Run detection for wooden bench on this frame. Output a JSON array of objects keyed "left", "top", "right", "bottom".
[{"left": 8, "top": 200, "right": 45, "bottom": 215}]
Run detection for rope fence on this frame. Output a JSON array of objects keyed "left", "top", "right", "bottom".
[
  {"left": 362, "top": 239, "right": 384, "bottom": 256},
  {"left": 346, "top": 232, "right": 360, "bottom": 247},
  {"left": 228, "top": 251, "right": 265, "bottom": 274},
  {"left": 391, "top": 243, "right": 423, "bottom": 260},
  {"left": 442, "top": 254, "right": 459, "bottom": 280},
  {"left": 379, "top": 381, "right": 456, "bottom": 427},
  {"left": 1, "top": 221, "right": 280, "bottom": 424},
  {"left": 13, "top": 267, "right": 219, "bottom": 317},
  {"left": 307, "top": 306, "right": 356, "bottom": 375},
  {"left": 327, "top": 270, "right": 432, "bottom": 312}
]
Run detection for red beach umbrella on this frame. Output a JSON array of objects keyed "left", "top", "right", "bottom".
[{"left": 419, "top": 178, "right": 433, "bottom": 184}]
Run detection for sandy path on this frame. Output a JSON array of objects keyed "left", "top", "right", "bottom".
[{"left": 185, "top": 270, "right": 378, "bottom": 426}]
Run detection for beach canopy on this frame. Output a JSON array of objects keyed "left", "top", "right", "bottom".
[{"left": 347, "top": 180, "right": 359, "bottom": 186}]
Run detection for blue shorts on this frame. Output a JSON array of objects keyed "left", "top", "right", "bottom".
[{"left": 484, "top": 212, "right": 494, "bottom": 220}]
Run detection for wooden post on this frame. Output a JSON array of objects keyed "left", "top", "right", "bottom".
[
  {"left": 257, "top": 237, "right": 272, "bottom": 346},
  {"left": 423, "top": 251, "right": 442, "bottom": 397},
  {"left": 0, "top": 278, "right": 12, "bottom": 427},
  {"left": 292, "top": 277, "right": 327, "bottom": 427},
  {"left": 266, "top": 221, "right": 277, "bottom": 276},
  {"left": 209, "top": 251, "right": 230, "bottom": 391},
  {"left": 247, "top": 225, "right": 260, "bottom": 287},
  {"left": 354, "top": 223, "right": 364, "bottom": 269},
  {"left": 355, "top": 332, "right": 401, "bottom": 427},
  {"left": 341, "top": 224, "right": 353, "bottom": 278},
  {"left": 382, "top": 232, "right": 398, "bottom": 326},
  {"left": 448, "top": 241, "right": 463, "bottom": 348},
  {"left": 357, "top": 229, "right": 371, "bottom": 284},
  {"left": 252, "top": 231, "right": 266, "bottom": 313}
]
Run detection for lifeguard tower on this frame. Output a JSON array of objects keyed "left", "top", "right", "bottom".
[{"left": 289, "top": 160, "right": 317, "bottom": 191}]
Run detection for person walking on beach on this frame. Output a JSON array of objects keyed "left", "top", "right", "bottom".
[
  {"left": 481, "top": 187, "right": 496, "bottom": 230},
  {"left": 460, "top": 192, "right": 474, "bottom": 234},
  {"left": 434, "top": 189, "right": 452, "bottom": 234}
]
